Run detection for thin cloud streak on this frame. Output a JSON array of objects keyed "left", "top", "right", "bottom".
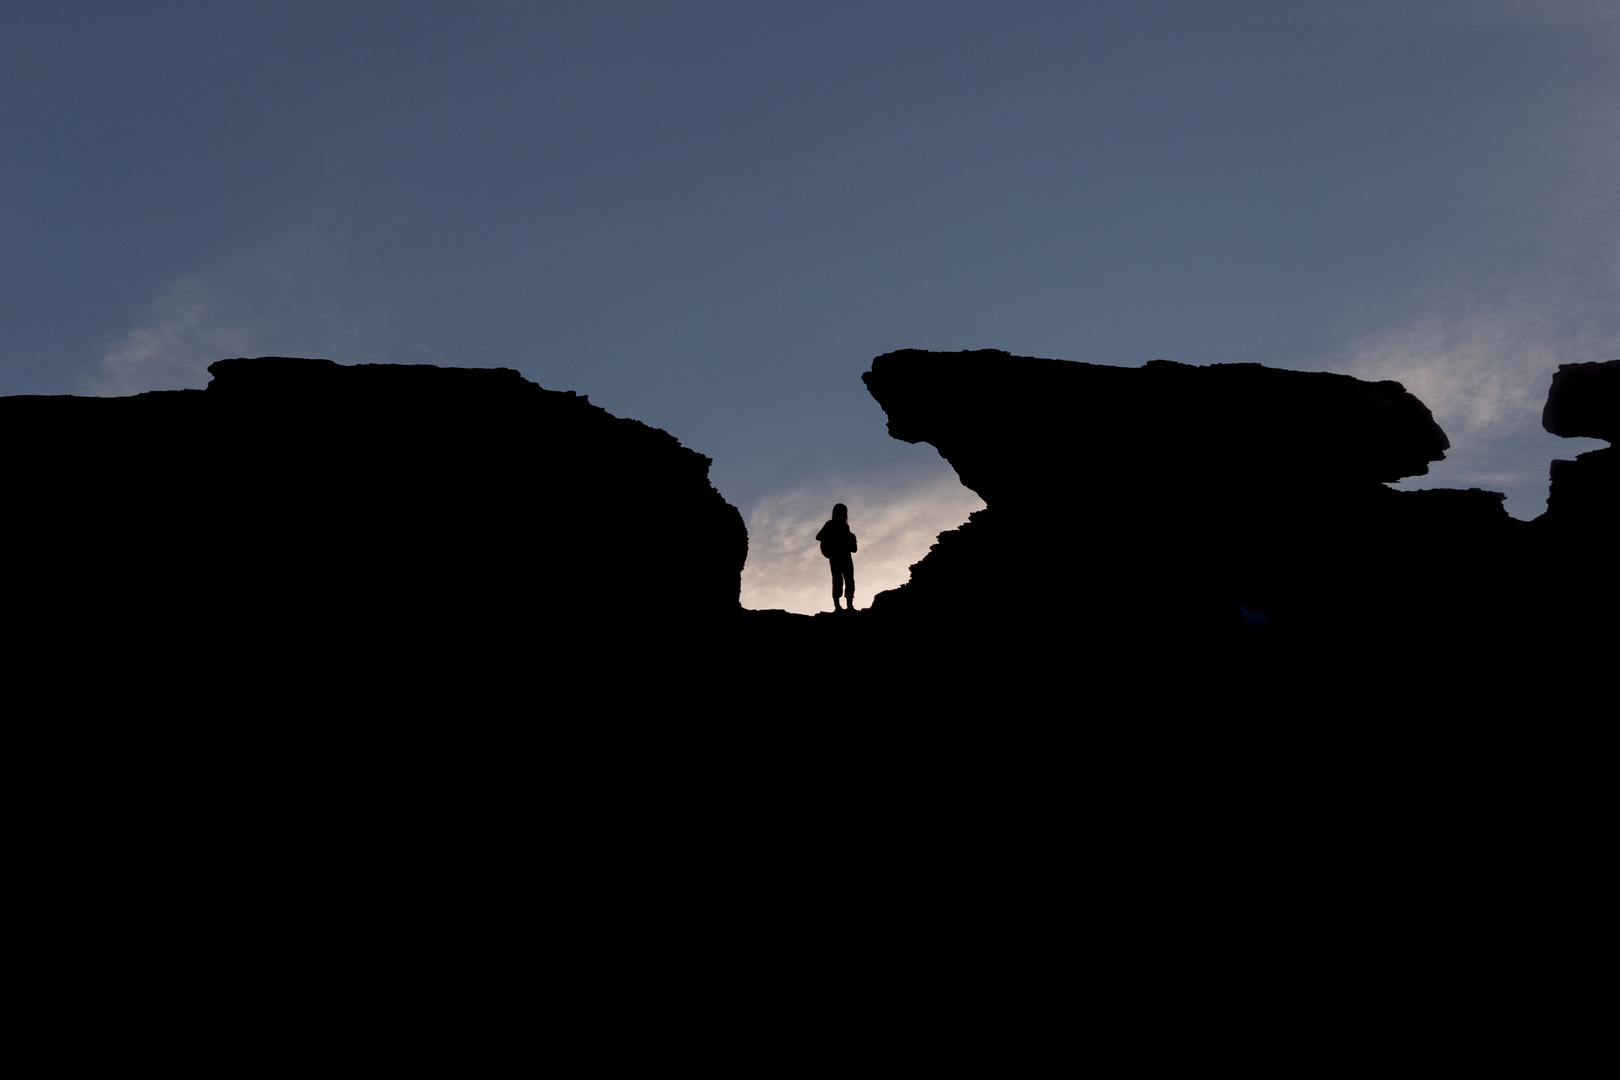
[
  {"left": 1336, "top": 262, "right": 1617, "bottom": 519},
  {"left": 741, "top": 471, "right": 984, "bottom": 615},
  {"left": 81, "top": 230, "right": 391, "bottom": 396},
  {"left": 84, "top": 276, "right": 255, "bottom": 396}
]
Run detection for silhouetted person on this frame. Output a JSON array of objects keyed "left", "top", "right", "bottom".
[{"left": 816, "top": 503, "right": 858, "bottom": 612}]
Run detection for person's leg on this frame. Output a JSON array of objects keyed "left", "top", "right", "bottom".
[{"left": 829, "top": 560, "right": 843, "bottom": 610}]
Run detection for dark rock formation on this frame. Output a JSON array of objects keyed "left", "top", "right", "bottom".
[
  {"left": 1533, "top": 358, "right": 1617, "bottom": 640},
  {"left": 1540, "top": 358, "right": 1618, "bottom": 535},
  {"left": 3, "top": 357, "right": 746, "bottom": 683},
  {"left": 861, "top": 349, "right": 1515, "bottom": 647},
  {"left": 1543, "top": 357, "right": 1620, "bottom": 442},
  {"left": 865, "top": 351, "right": 1451, "bottom": 497},
  {"left": 841, "top": 349, "right": 1615, "bottom": 1063}
]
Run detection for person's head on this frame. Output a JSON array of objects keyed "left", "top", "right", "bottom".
[{"left": 832, "top": 503, "right": 848, "bottom": 523}]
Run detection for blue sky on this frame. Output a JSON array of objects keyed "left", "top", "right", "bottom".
[{"left": 4, "top": 1, "right": 1615, "bottom": 612}]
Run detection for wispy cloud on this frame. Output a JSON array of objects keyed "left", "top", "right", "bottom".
[
  {"left": 1329, "top": 71, "right": 1620, "bottom": 519},
  {"left": 83, "top": 275, "right": 258, "bottom": 395},
  {"left": 1343, "top": 283, "right": 1565, "bottom": 437},
  {"left": 81, "top": 233, "right": 391, "bottom": 397},
  {"left": 1334, "top": 258, "right": 1616, "bottom": 518},
  {"left": 740, "top": 469, "right": 984, "bottom": 615}
]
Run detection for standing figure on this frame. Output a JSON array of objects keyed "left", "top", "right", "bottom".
[{"left": 816, "top": 503, "right": 858, "bottom": 612}]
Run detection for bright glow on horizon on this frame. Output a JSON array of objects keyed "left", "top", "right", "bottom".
[{"left": 740, "top": 471, "right": 985, "bottom": 615}]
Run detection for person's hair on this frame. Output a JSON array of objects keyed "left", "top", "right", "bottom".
[{"left": 832, "top": 503, "right": 848, "bottom": 522}]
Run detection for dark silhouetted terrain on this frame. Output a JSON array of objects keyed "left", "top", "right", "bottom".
[{"left": 7, "top": 352, "right": 1612, "bottom": 1065}]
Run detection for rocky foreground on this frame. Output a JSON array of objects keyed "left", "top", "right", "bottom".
[{"left": 7, "top": 352, "right": 1612, "bottom": 1064}]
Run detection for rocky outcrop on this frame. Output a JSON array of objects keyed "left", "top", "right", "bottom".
[
  {"left": 1543, "top": 358, "right": 1620, "bottom": 443},
  {"left": 9, "top": 350, "right": 1609, "bottom": 1067},
  {"left": 1540, "top": 358, "right": 1618, "bottom": 535},
  {"left": 861, "top": 349, "right": 1517, "bottom": 645},
  {"left": 2, "top": 358, "right": 746, "bottom": 678},
  {"left": 864, "top": 351, "right": 1450, "bottom": 500},
  {"left": 1532, "top": 358, "right": 1617, "bottom": 643}
]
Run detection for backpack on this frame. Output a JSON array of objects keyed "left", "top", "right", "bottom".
[{"left": 819, "top": 523, "right": 856, "bottom": 559}]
